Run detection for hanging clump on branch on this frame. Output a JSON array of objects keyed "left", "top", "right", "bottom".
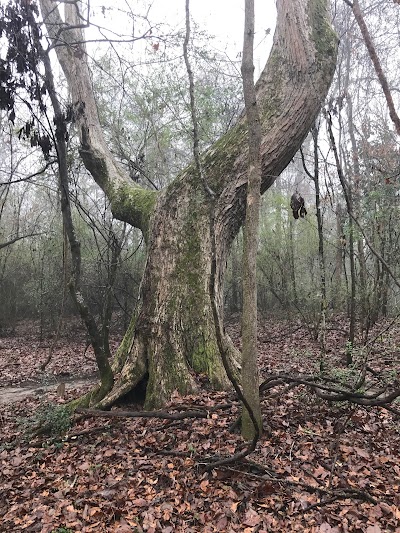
[{"left": 290, "top": 191, "right": 307, "bottom": 219}]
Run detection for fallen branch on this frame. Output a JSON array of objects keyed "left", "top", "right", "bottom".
[
  {"left": 76, "top": 403, "right": 232, "bottom": 421},
  {"left": 221, "top": 466, "right": 379, "bottom": 505},
  {"left": 259, "top": 372, "right": 400, "bottom": 407},
  {"left": 64, "top": 424, "right": 112, "bottom": 440}
]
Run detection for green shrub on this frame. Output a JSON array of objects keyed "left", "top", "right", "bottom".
[{"left": 21, "top": 402, "right": 71, "bottom": 437}]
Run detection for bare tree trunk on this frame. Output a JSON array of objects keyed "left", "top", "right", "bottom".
[
  {"left": 326, "top": 113, "right": 356, "bottom": 365},
  {"left": 312, "top": 126, "right": 327, "bottom": 364},
  {"left": 41, "top": 45, "right": 114, "bottom": 400},
  {"left": 241, "top": 0, "right": 263, "bottom": 441},
  {"left": 343, "top": 48, "right": 369, "bottom": 340},
  {"left": 332, "top": 205, "right": 345, "bottom": 310},
  {"left": 288, "top": 216, "right": 298, "bottom": 309}
]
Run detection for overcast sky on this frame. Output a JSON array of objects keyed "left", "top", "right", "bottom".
[
  {"left": 87, "top": 0, "right": 277, "bottom": 77},
  {"left": 148, "top": 0, "right": 276, "bottom": 72}
]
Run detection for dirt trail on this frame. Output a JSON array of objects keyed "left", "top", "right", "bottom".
[{"left": 0, "top": 377, "right": 97, "bottom": 405}]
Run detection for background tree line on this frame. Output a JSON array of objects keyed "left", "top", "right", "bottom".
[{"left": 0, "top": 0, "right": 399, "bottom": 352}]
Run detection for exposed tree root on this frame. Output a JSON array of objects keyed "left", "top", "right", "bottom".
[
  {"left": 220, "top": 467, "right": 379, "bottom": 506},
  {"left": 260, "top": 372, "right": 400, "bottom": 406}
]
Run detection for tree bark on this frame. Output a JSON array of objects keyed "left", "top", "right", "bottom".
[
  {"left": 241, "top": 0, "right": 263, "bottom": 440},
  {"left": 39, "top": 0, "right": 338, "bottom": 408}
]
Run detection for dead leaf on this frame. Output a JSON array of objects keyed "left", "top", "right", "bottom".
[
  {"left": 354, "top": 447, "right": 370, "bottom": 459},
  {"left": 243, "top": 508, "right": 261, "bottom": 527},
  {"left": 319, "top": 523, "right": 333, "bottom": 532},
  {"left": 216, "top": 514, "right": 228, "bottom": 529},
  {"left": 366, "top": 526, "right": 382, "bottom": 533},
  {"left": 11, "top": 456, "right": 22, "bottom": 467},
  {"left": 200, "top": 480, "right": 209, "bottom": 492}
]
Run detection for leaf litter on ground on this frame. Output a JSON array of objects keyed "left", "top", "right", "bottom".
[{"left": 0, "top": 316, "right": 399, "bottom": 532}]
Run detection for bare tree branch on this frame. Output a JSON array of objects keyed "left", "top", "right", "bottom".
[
  {"left": 344, "top": 0, "right": 400, "bottom": 135},
  {"left": 0, "top": 233, "right": 44, "bottom": 250},
  {"left": 0, "top": 160, "right": 56, "bottom": 186}
]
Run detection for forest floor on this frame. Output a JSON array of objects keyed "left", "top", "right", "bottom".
[{"left": 0, "top": 316, "right": 399, "bottom": 532}]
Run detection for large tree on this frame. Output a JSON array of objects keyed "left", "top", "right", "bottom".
[{"left": 39, "top": 0, "right": 338, "bottom": 409}]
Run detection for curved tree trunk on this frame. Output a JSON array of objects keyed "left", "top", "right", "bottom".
[{"left": 40, "top": 0, "right": 337, "bottom": 408}]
